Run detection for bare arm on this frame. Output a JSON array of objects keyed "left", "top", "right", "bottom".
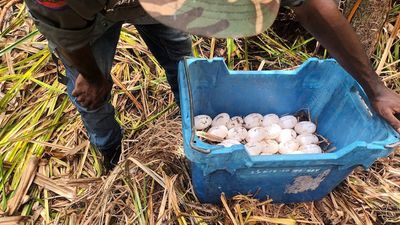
[
  {"left": 60, "top": 45, "right": 112, "bottom": 110},
  {"left": 59, "top": 45, "right": 104, "bottom": 82},
  {"left": 293, "top": 0, "right": 400, "bottom": 131},
  {"left": 24, "top": 0, "right": 111, "bottom": 110}
]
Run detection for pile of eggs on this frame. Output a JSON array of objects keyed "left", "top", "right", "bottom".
[{"left": 194, "top": 113, "right": 323, "bottom": 156}]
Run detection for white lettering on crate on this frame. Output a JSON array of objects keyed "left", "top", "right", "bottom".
[{"left": 249, "top": 168, "right": 322, "bottom": 174}]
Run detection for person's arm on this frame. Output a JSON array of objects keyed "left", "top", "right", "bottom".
[
  {"left": 292, "top": 0, "right": 400, "bottom": 132},
  {"left": 24, "top": 0, "right": 111, "bottom": 109},
  {"left": 59, "top": 45, "right": 112, "bottom": 110}
]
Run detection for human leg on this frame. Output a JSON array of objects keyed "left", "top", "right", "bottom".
[
  {"left": 59, "top": 23, "right": 123, "bottom": 167},
  {"left": 135, "top": 23, "right": 193, "bottom": 104}
]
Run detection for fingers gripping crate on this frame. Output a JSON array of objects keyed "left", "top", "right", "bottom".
[{"left": 178, "top": 57, "right": 399, "bottom": 204}]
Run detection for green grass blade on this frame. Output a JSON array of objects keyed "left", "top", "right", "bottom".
[{"left": 0, "top": 30, "right": 39, "bottom": 57}]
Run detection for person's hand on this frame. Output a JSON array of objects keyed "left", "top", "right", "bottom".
[
  {"left": 370, "top": 86, "right": 400, "bottom": 132},
  {"left": 71, "top": 74, "right": 112, "bottom": 110}
]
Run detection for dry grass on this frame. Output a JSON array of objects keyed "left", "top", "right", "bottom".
[
  {"left": 69, "top": 117, "right": 400, "bottom": 225},
  {"left": 0, "top": 1, "right": 400, "bottom": 225}
]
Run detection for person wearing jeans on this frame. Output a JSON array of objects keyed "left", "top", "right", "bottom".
[
  {"left": 25, "top": 0, "right": 400, "bottom": 171},
  {"left": 60, "top": 22, "right": 192, "bottom": 159},
  {"left": 25, "top": 0, "right": 193, "bottom": 170}
]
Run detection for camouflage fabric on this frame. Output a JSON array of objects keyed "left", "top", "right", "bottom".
[{"left": 138, "top": 0, "right": 280, "bottom": 38}]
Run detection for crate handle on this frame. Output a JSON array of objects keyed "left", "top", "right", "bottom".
[{"left": 184, "top": 58, "right": 211, "bottom": 154}]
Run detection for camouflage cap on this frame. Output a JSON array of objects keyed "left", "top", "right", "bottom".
[{"left": 138, "top": 0, "right": 280, "bottom": 38}]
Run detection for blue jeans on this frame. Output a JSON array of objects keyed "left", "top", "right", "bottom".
[{"left": 61, "top": 23, "right": 192, "bottom": 152}]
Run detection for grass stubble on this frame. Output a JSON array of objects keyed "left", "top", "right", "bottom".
[{"left": 0, "top": 1, "right": 399, "bottom": 224}]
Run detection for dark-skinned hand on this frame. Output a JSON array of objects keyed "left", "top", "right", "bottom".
[
  {"left": 370, "top": 86, "right": 400, "bottom": 133},
  {"left": 71, "top": 74, "right": 112, "bottom": 110}
]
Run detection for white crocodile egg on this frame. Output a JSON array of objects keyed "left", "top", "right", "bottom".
[
  {"left": 218, "top": 139, "right": 241, "bottom": 148},
  {"left": 262, "top": 114, "right": 280, "bottom": 127},
  {"left": 286, "top": 151, "right": 303, "bottom": 155},
  {"left": 296, "top": 134, "right": 319, "bottom": 145},
  {"left": 294, "top": 121, "right": 317, "bottom": 134},
  {"left": 212, "top": 113, "right": 230, "bottom": 127},
  {"left": 278, "top": 140, "right": 300, "bottom": 154},
  {"left": 276, "top": 129, "right": 297, "bottom": 143},
  {"left": 245, "top": 142, "right": 265, "bottom": 156},
  {"left": 227, "top": 116, "right": 244, "bottom": 129},
  {"left": 260, "top": 152, "right": 274, "bottom": 155},
  {"left": 299, "top": 144, "right": 322, "bottom": 154},
  {"left": 244, "top": 113, "right": 263, "bottom": 129},
  {"left": 262, "top": 140, "right": 279, "bottom": 155},
  {"left": 207, "top": 125, "right": 228, "bottom": 139},
  {"left": 264, "top": 123, "right": 282, "bottom": 140},
  {"left": 246, "top": 127, "right": 266, "bottom": 143},
  {"left": 279, "top": 115, "right": 298, "bottom": 129},
  {"left": 194, "top": 115, "right": 212, "bottom": 130},
  {"left": 227, "top": 127, "right": 248, "bottom": 141}
]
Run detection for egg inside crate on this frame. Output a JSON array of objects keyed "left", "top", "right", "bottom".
[
  {"left": 199, "top": 111, "right": 326, "bottom": 156},
  {"left": 279, "top": 115, "right": 298, "bottom": 129},
  {"left": 245, "top": 142, "right": 266, "bottom": 156},
  {"left": 294, "top": 121, "right": 317, "bottom": 134},
  {"left": 212, "top": 113, "right": 230, "bottom": 127},
  {"left": 194, "top": 115, "right": 212, "bottom": 130},
  {"left": 207, "top": 125, "right": 228, "bottom": 139},
  {"left": 246, "top": 127, "right": 267, "bottom": 143},
  {"left": 260, "top": 140, "right": 279, "bottom": 155},
  {"left": 286, "top": 151, "right": 303, "bottom": 155},
  {"left": 278, "top": 140, "right": 300, "bottom": 154},
  {"left": 227, "top": 127, "right": 248, "bottom": 141},
  {"left": 264, "top": 123, "right": 282, "bottom": 139},
  {"left": 218, "top": 139, "right": 241, "bottom": 148},
  {"left": 262, "top": 114, "right": 280, "bottom": 127},
  {"left": 276, "top": 129, "right": 297, "bottom": 143},
  {"left": 299, "top": 144, "right": 322, "bottom": 154},
  {"left": 244, "top": 113, "right": 263, "bottom": 129},
  {"left": 296, "top": 134, "right": 319, "bottom": 145},
  {"left": 227, "top": 116, "right": 244, "bottom": 129}
]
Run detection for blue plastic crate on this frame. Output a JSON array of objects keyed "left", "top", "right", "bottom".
[{"left": 178, "top": 57, "right": 399, "bottom": 204}]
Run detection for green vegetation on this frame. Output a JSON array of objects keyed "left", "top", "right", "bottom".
[{"left": 0, "top": 2, "right": 399, "bottom": 224}]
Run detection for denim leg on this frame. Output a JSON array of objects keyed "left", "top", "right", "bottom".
[
  {"left": 61, "top": 23, "right": 123, "bottom": 152},
  {"left": 135, "top": 23, "right": 193, "bottom": 104}
]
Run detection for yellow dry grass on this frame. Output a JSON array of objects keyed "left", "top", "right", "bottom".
[{"left": 1, "top": 1, "right": 400, "bottom": 225}]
